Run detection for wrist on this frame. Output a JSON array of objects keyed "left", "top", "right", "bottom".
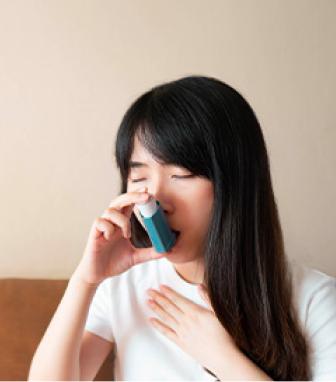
[
  {"left": 211, "top": 346, "right": 272, "bottom": 381},
  {"left": 205, "top": 340, "right": 242, "bottom": 377},
  {"left": 70, "top": 269, "right": 101, "bottom": 290}
]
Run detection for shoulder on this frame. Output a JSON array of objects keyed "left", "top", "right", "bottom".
[
  {"left": 289, "top": 260, "right": 336, "bottom": 326},
  {"left": 289, "top": 260, "right": 335, "bottom": 300},
  {"left": 289, "top": 261, "right": 336, "bottom": 378},
  {"left": 290, "top": 260, "right": 335, "bottom": 297}
]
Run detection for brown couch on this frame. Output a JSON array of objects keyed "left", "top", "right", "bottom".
[{"left": 0, "top": 278, "right": 115, "bottom": 381}]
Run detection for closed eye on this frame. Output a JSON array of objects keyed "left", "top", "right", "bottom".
[{"left": 130, "top": 175, "right": 195, "bottom": 183}]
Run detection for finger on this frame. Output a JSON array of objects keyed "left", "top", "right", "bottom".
[
  {"left": 149, "top": 318, "right": 178, "bottom": 342},
  {"left": 158, "top": 285, "right": 196, "bottom": 312},
  {"left": 147, "top": 298, "right": 179, "bottom": 330},
  {"left": 147, "top": 289, "right": 184, "bottom": 320},
  {"left": 92, "top": 217, "right": 115, "bottom": 241},
  {"left": 131, "top": 247, "right": 166, "bottom": 266},
  {"left": 108, "top": 191, "right": 150, "bottom": 211},
  {"left": 101, "top": 208, "right": 130, "bottom": 239}
]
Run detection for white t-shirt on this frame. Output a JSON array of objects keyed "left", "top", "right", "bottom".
[{"left": 84, "top": 257, "right": 336, "bottom": 380}]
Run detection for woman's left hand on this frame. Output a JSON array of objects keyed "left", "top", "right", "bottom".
[{"left": 146, "top": 284, "right": 237, "bottom": 371}]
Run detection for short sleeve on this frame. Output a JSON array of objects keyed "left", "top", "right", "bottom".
[
  {"left": 307, "top": 278, "right": 336, "bottom": 380},
  {"left": 84, "top": 278, "right": 115, "bottom": 343}
]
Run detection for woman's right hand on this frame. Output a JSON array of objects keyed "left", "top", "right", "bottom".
[{"left": 73, "top": 189, "right": 165, "bottom": 286}]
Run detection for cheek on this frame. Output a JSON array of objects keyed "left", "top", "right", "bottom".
[
  {"left": 197, "top": 181, "right": 214, "bottom": 215},
  {"left": 126, "top": 180, "right": 140, "bottom": 193},
  {"left": 184, "top": 182, "right": 214, "bottom": 232}
]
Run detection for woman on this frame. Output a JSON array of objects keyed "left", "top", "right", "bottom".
[{"left": 29, "top": 76, "right": 336, "bottom": 380}]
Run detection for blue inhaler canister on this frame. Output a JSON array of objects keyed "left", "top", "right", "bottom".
[{"left": 136, "top": 196, "right": 177, "bottom": 253}]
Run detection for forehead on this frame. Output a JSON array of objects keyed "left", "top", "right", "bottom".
[
  {"left": 130, "top": 136, "right": 162, "bottom": 165},
  {"left": 129, "top": 135, "right": 178, "bottom": 169},
  {"left": 130, "top": 135, "right": 152, "bottom": 160}
]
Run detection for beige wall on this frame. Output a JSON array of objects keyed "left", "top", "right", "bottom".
[{"left": 0, "top": 0, "right": 335, "bottom": 278}]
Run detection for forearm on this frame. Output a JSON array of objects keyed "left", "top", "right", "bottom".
[
  {"left": 28, "top": 270, "right": 98, "bottom": 381},
  {"left": 211, "top": 346, "right": 272, "bottom": 381}
]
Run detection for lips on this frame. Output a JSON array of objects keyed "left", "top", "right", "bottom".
[{"left": 172, "top": 230, "right": 181, "bottom": 239}]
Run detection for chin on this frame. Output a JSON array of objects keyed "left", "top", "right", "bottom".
[
  {"left": 163, "top": 248, "right": 200, "bottom": 264},
  {"left": 163, "top": 253, "right": 187, "bottom": 263}
]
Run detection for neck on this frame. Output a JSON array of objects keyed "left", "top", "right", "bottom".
[{"left": 173, "top": 257, "right": 205, "bottom": 285}]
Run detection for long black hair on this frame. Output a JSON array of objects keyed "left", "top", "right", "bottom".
[{"left": 114, "top": 75, "right": 311, "bottom": 380}]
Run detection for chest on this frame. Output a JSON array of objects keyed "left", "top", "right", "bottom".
[{"left": 111, "top": 292, "right": 217, "bottom": 380}]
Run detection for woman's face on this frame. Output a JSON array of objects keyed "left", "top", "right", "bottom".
[{"left": 127, "top": 135, "right": 214, "bottom": 263}]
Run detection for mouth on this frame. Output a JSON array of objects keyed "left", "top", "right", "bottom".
[
  {"left": 171, "top": 230, "right": 181, "bottom": 249},
  {"left": 172, "top": 230, "right": 180, "bottom": 239}
]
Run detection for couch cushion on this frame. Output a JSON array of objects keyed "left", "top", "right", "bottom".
[{"left": 0, "top": 278, "right": 114, "bottom": 381}]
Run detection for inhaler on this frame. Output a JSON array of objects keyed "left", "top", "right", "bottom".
[{"left": 135, "top": 196, "right": 177, "bottom": 253}]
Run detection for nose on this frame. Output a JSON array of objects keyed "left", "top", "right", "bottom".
[{"left": 147, "top": 182, "right": 174, "bottom": 215}]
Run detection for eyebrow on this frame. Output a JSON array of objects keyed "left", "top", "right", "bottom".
[
  {"left": 129, "top": 160, "right": 172, "bottom": 169},
  {"left": 129, "top": 161, "right": 149, "bottom": 169}
]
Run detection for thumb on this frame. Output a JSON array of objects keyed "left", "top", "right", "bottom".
[{"left": 132, "top": 246, "right": 166, "bottom": 266}]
